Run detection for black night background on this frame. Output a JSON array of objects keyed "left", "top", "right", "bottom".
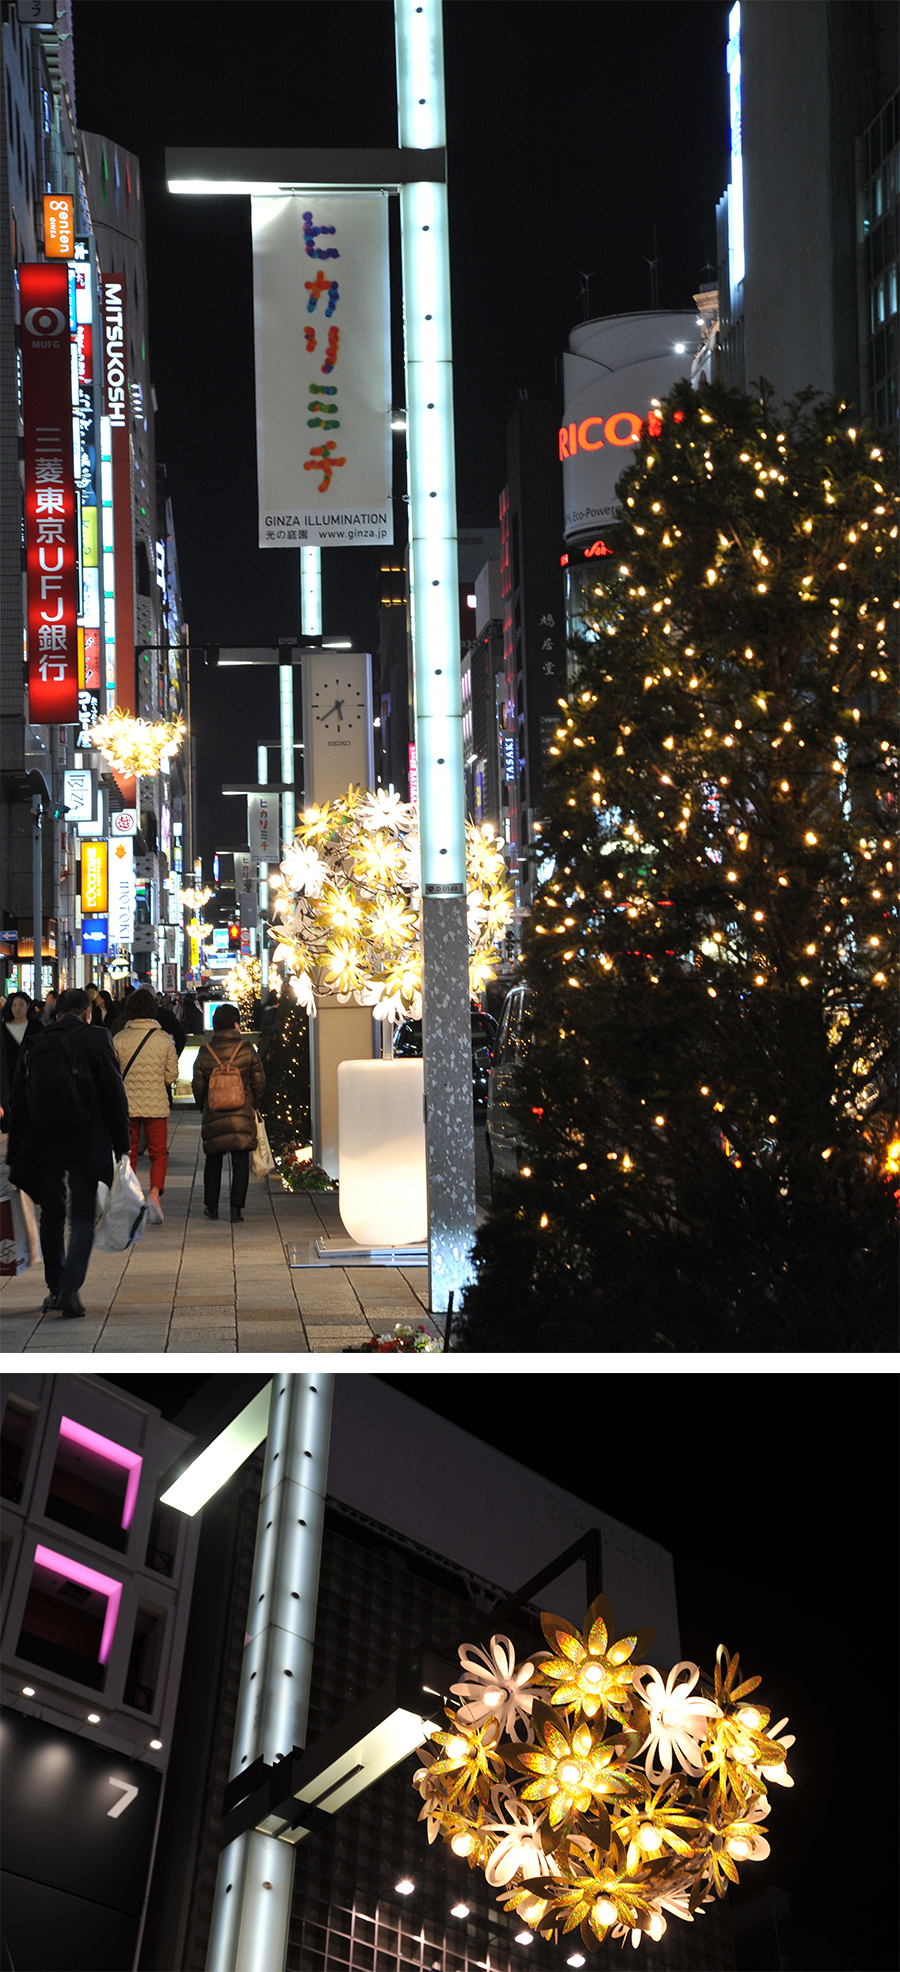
[{"left": 69, "top": 0, "right": 729, "bottom": 869}]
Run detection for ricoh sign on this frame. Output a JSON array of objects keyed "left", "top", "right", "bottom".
[{"left": 560, "top": 311, "right": 699, "bottom": 543}]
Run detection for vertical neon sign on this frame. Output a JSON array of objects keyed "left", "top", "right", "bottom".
[{"left": 727, "top": 3, "right": 744, "bottom": 290}]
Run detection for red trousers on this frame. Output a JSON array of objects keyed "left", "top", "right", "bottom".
[{"left": 130, "top": 1116, "right": 168, "bottom": 1193}]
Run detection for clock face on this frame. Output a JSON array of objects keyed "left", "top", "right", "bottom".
[{"left": 311, "top": 677, "right": 367, "bottom": 732}]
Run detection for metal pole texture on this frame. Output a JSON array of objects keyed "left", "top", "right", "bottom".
[
  {"left": 205, "top": 1373, "right": 334, "bottom": 1972},
  {"left": 395, "top": 0, "right": 476, "bottom": 1312}
]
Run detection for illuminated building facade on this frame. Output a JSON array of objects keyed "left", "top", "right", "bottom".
[
  {"left": 1, "top": 10, "right": 189, "bottom": 997},
  {"left": 0, "top": 1372, "right": 201, "bottom": 1972}
]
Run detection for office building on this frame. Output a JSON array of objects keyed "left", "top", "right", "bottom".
[{"left": 716, "top": 0, "right": 898, "bottom": 432}]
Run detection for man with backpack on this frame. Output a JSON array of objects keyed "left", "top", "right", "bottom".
[
  {"left": 7, "top": 986, "right": 130, "bottom": 1318},
  {"left": 192, "top": 1002, "right": 265, "bottom": 1222}
]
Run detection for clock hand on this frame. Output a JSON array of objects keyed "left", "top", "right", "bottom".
[{"left": 316, "top": 700, "right": 341, "bottom": 722}]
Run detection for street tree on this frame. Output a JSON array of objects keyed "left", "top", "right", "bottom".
[{"left": 458, "top": 379, "right": 897, "bottom": 1351}]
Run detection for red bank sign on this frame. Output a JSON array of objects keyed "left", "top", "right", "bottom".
[{"left": 21, "top": 263, "right": 79, "bottom": 723}]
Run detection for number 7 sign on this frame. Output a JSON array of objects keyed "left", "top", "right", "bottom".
[{"left": 107, "top": 1777, "right": 139, "bottom": 1819}]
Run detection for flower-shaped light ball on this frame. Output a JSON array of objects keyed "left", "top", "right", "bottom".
[
  {"left": 89, "top": 707, "right": 185, "bottom": 778},
  {"left": 412, "top": 1600, "right": 792, "bottom": 1954},
  {"left": 451, "top": 1635, "right": 546, "bottom": 1742},
  {"left": 630, "top": 1660, "right": 722, "bottom": 1780}
]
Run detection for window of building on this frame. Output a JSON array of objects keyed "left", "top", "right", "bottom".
[
  {"left": 124, "top": 1603, "right": 165, "bottom": 1713},
  {"left": 44, "top": 1416, "right": 142, "bottom": 1553},
  {"left": 17, "top": 1545, "right": 123, "bottom": 1690},
  {"left": 1, "top": 1394, "right": 38, "bottom": 1505}
]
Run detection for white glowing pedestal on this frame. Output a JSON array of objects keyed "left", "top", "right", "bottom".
[{"left": 337, "top": 1059, "right": 427, "bottom": 1247}]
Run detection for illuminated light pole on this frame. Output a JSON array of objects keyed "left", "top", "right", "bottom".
[
  {"left": 300, "top": 545, "right": 322, "bottom": 639},
  {"left": 195, "top": 1374, "right": 334, "bottom": 1972},
  {"left": 395, "top": 0, "right": 475, "bottom": 1310},
  {"left": 278, "top": 655, "right": 295, "bottom": 850},
  {"left": 258, "top": 744, "right": 269, "bottom": 993}
]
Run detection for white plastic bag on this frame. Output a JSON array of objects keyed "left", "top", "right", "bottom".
[
  {"left": 0, "top": 1137, "right": 39, "bottom": 1274},
  {"left": 251, "top": 1114, "right": 277, "bottom": 1180},
  {"left": 93, "top": 1154, "right": 147, "bottom": 1253}
]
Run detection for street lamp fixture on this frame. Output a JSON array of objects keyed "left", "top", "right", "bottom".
[{"left": 159, "top": 1378, "right": 272, "bottom": 1516}]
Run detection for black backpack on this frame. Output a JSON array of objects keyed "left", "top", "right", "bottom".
[{"left": 21, "top": 1026, "right": 98, "bottom": 1133}]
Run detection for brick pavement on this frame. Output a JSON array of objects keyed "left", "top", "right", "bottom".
[{"left": 0, "top": 1110, "right": 448, "bottom": 1355}]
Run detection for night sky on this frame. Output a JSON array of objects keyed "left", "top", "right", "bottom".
[
  {"left": 69, "top": 0, "right": 729, "bottom": 867},
  {"left": 108, "top": 1368, "right": 898, "bottom": 1972}
]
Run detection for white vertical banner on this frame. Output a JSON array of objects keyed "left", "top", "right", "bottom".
[
  {"left": 252, "top": 194, "right": 393, "bottom": 548},
  {"left": 248, "top": 794, "right": 278, "bottom": 860},
  {"left": 107, "top": 836, "right": 134, "bottom": 948}
]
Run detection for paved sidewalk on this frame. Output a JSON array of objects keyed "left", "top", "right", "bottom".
[{"left": 0, "top": 1111, "right": 446, "bottom": 1355}]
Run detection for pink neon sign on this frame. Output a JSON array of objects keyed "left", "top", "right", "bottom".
[
  {"left": 33, "top": 1543, "right": 123, "bottom": 1664},
  {"left": 58, "top": 1416, "right": 143, "bottom": 1530}
]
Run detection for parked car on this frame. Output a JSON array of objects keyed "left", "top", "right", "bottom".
[
  {"left": 485, "top": 984, "right": 533, "bottom": 1197},
  {"left": 392, "top": 1009, "right": 498, "bottom": 1111}
]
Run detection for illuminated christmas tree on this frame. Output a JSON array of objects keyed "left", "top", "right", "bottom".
[
  {"left": 459, "top": 380, "right": 897, "bottom": 1351},
  {"left": 259, "top": 998, "right": 311, "bottom": 1159}
]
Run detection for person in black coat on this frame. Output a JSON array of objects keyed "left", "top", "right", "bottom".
[
  {"left": 7, "top": 986, "right": 130, "bottom": 1319},
  {"left": 1, "top": 992, "right": 44, "bottom": 1099}
]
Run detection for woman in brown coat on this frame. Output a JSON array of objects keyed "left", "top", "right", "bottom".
[{"left": 192, "top": 1002, "right": 265, "bottom": 1221}]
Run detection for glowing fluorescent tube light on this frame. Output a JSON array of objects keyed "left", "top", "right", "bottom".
[
  {"left": 58, "top": 1417, "right": 143, "bottom": 1530},
  {"left": 33, "top": 1544, "right": 123, "bottom": 1664},
  {"left": 160, "top": 1383, "right": 271, "bottom": 1516}
]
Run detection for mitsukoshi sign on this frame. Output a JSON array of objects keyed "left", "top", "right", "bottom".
[
  {"left": 252, "top": 194, "right": 393, "bottom": 547},
  {"left": 560, "top": 311, "right": 700, "bottom": 543}
]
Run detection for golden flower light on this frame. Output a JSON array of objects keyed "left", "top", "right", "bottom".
[
  {"left": 271, "top": 787, "right": 513, "bottom": 1022},
  {"left": 88, "top": 707, "right": 186, "bottom": 778},
  {"left": 181, "top": 885, "right": 214, "bottom": 912},
  {"left": 413, "top": 1597, "right": 792, "bottom": 1953}
]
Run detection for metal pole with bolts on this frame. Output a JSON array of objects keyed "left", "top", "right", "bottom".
[
  {"left": 205, "top": 1373, "right": 334, "bottom": 1972},
  {"left": 165, "top": 0, "right": 477, "bottom": 1309}
]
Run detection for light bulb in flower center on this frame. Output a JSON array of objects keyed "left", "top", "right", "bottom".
[
  {"left": 482, "top": 1688, "right": 504, "bottom": 1705},
  {"left": 583, "top": 1663, "right": 605, "bottom": 1687},
  {"left": 558, "top": 1760, "right": 583, "bottom": 1788},
  {"left": 451, "top": 1833, "right": 477, "bottom": 1856},
  {"left": 639, "top": 1822, "right": 663, "bottom": 1853},
  {"left": 594, "top": 1897, "right": 617, "bottom": 1927}
]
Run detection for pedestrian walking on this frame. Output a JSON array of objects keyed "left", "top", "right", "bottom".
[
  {"left": 113, "top": 987, "right": 179, "bottom": 1224},
  {"left": 192, "top": 1002, "right": 265, "bottom": 1222},
  {"left": 7, "top": 985, "right": 130, "bottom": 1318},
  {"left": 1, "top": 994, "right": 43, "bottom": 1095},
  {"left": 181, "top": 991, "right": 204, "bottom": 1036},
  {"left": 86, "top": 982, "right": 107, "bottom": 1024}
]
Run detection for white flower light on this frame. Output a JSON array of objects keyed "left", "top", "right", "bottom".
[
  {"left": 630, "top": 1661, "right": 721, "bottom": 1779},
  {"left": 452, "top": 1635, "right": 546, "bottom": 1740}
]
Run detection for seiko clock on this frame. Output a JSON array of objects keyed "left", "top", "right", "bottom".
[{"left": 301, "top": 648, "right": 374, "bottom": 804}]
